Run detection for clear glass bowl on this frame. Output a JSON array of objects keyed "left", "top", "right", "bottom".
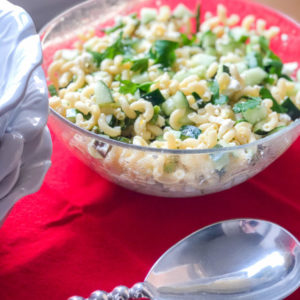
[{"left": 40, "top": 0, "right": 300, "bottom": 197}]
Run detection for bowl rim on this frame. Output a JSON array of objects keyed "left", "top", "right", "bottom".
[{"left": 41, "top": 0, "right": 300, "bottom": 155}]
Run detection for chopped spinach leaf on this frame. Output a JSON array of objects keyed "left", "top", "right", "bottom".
[
  {"left": 180, "top": 125, "right": 201, "bottom": 140},
  {"left": 281, "top": 97, "right": 300, "bottom": 120},
  {"left": 48, "top": 84, "right": 58, "bottom": 96},
  {"left": 130, "top": 58, "right": 149, "bottom": 73},
  {"left": 233, "top": 97, "right": 262, "bottom": 113},
  {"left": 259, "top": 87, "right": 287, "bottom": 113},
  {"left": 142, "top": 89, "right": 165, "bottom": 105},
  {"left": 150, "top": 40, "right": 179, "bottom": 68}
]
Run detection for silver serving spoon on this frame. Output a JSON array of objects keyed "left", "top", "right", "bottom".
[{"left": 69, "top": 219, "right": 300, "bottom": 300}]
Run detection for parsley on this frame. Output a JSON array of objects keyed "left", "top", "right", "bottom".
[
  {"left": 88, "top": 33, "right": 135, "bottom": 67},
  {"left": 259, "top": 87, "right": 287, "bottom": 113},
  {"left": 119, "top": 79, "right": 152, "bottom": 95},
  {"left": 102, "top": 22, "right": 125, "bottom": 34},
  {"left": 130, "top": 58, "right": 149, "bottom": 73},
  {"left": 208, "top": 81, "right": 228, "bottom": 105},
  {"left": 142, "top": 89, "right": 165, "bottom": 105},
  {"left": 180, "top": 125, "right": 202, "bottom": 140},
  {"left": 233, "top": 97, "right": 262, "bottom": 113},
  {"left": 48, "top": 84, "right": 58, "bottom": 96},
  {"left": 214, "top": 95, "right": 229, "bottom": 105},
  {"left": 180, "top": 33, "right": 196, "bottom": 46},
  {"left": 258, "top": 36, "right": 270, "bottom": 53},
  {"left": 150, "top": 40, "right": 179, "bottom": 68},
  {"left": 119, "top": 80, "right": 139, "bottom": 94}
]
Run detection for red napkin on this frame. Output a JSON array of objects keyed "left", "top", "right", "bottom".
[{"left": 0, "top": 129, "right": 299, "bottom": 300}]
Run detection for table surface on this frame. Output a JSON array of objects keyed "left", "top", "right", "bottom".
[{"left": 1, "top": 1, "right": 300, "bottom": 299}]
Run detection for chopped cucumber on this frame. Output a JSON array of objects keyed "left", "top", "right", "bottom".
[
  {"left": 173, "top": 66, "right": 206, "bottom": 81},
  {"left": 132, "top": 73, "right": 150, "bottom": 84},
  {"left": 66, "top": 108, "right": 77, "bottom": 123},
  {"left": 242, "top": 105, "right": 268, "bottom": 124},
  {"left": 173, "top": 4, "right": 192, "bottom": 18},
  {"left": 201, "top": 30, "right": 217, "bottom": 49},
  {"left": 94, "top": 80, "right": 114, "bottom": 106},
  {"left": 241, "top": 67, "right": 267, "bottom": 86},
  {"left": 191, "top": 53, "right": 217, "bottom": 68},
  {"left": 141, "top": 8, "right": 157, "bottom": 24},
  {"left": 281, "top": 97, "right": 300, "bottom": 120},
  {"left": 162, "top": 91, "right": 189, "bottom": 116}
]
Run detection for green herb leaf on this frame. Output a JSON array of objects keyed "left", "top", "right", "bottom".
[
  {"left": 192, "top": 92, "right": 206, "bottom": 108},
  {"left": 88, "top": 33, "right": 135, "bottom": 67},
  {"left": 259, "top": 36, "right": 270, "bottom": 53},
  {"left": 180, "top": 33, "right": 196, "bottom": 46},
  {"left": 281, "top": 97, "right": 300, "bottom": 120},
  {"left": 150, "top": 40, "right": 179, "bottom": 68},
  {"left": 222, "top": 65, "right": 230, "bottom": 74},
  {"left": 102, "top": 22, "right": 125, "bottom": 34},
  {"left": 150, "top": 105, "right": 161, "bottom": 124},
  {"left": 48, "top": 84, "right": 58, "bottom": 96},
  {"left": 142, "top": 89, "right": 165, "bottom": 105},
  {"left": 113, "top": 136, "right": 132, "bottom": 143},
  {"left": 119, "top": 80, "right": 139, "bottom": 94},
  {"left": 196, "top": 3, "right": 201, "bottom": 32},
  {"left": 233, "top": 97, "right": 262, "bottom": 113},
  {"left": 259, "top": 87, "right": 287, "bottom": 113},
  {"left": 209, "top": 80, "right": 219, "bottom": 99},
  {"left": 138, "top": 82, "right": 152, "bottom": 94},
  {"left": 235, "top": 119, "right": 249, "bottom": 125},
  {"left": 130, "top": 58, "right": 149, "bottom": 73},
  {"left": 214, "top": 95, "right": 229, "bottom": 105},
  {"left": 280, "top": 74, "right": 293, "bottom": 81},
  {"left": 180, "top": 125, "right": 201, "bottom": 140}
]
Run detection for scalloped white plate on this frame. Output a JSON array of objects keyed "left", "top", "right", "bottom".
[{"left": 0, "top": 1, "right": 52, "bottom": 224}]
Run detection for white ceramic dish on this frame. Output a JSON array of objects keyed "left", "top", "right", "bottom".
[{"left": 0, "top": 0, "right": 52, "bottom": 224}]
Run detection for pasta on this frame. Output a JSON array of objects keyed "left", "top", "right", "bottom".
[{"left": 47, "top": 3, "right": 300, "bottom": 194}]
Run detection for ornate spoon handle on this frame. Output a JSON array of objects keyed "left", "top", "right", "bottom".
[{"left": 69, "top": 282, "right": 153, "bottom": 300}]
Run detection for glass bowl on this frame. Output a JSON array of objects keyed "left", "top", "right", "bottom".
[{"left": 40, "top": 0, "right": 300, "bottom": 197}]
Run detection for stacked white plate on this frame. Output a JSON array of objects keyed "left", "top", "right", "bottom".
[{"left": 0, "top": 0, "right": 52, "bottom": 224}]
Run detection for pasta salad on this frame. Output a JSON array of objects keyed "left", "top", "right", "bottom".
[{"left": 48, "top": 3, "right": 300, "bottom": 152}]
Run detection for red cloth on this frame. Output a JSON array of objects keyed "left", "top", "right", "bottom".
[
  {"left": 1, "top": 1, "right": 300, "bottom": 299},
  {"left": 0, "top": 130, "right": 299, "bottom": 300}
]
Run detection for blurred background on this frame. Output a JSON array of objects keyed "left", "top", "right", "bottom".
[{"left": 9, "top": 0, "right": 300, "bottom": 31}]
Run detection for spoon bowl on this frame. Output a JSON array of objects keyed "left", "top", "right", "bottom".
[{"left": 70, "top": 219, "right": 300, "bottom": 300}]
